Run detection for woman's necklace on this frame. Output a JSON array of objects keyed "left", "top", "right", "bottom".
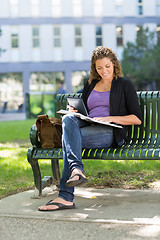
[
  {"left": 94, "top": 79, "right": 112, "bottom": 92},
  {"left": 99, "top": 81, "right": 111, "bottom": 91}
]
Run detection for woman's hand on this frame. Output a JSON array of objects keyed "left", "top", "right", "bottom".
[
  {"left": 94, "top": 115, "right": 142, "bottom": 125},
  {"left": 94, "top": 116, "right": 113, "bottom": 123},
  {"left": 67, "top": 105, "right": 78, "bottom": 113}
]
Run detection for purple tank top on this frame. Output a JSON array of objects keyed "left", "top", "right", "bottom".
[{"left": 87, "top": 90, "right": 110, "bottom": 118}]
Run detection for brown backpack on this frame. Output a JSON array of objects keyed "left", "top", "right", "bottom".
[{"left": 36, "top": 114, "right": 62, "bottom": 148}]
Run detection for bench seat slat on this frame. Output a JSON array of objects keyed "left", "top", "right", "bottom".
[{"left": 30, "top": 145, "right": 160, "bottom": 161}]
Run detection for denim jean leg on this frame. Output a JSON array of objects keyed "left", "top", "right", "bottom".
[
  {"left": 81, "top": 124, "right": 113, "bottom": 149},
  {"left": 58, "top": 114, "right": 86, "bottom": 202},
  {"left": 61, "top": 114, "right": 85, "bottom": 172},
  {"left": 58, "top": 139, "right": 75, "bottom": 202}
]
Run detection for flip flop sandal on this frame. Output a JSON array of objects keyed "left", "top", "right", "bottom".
[
  {"left": 38, "top": 200, "right": 75, "bottom": 212},
  {"left": 65, "top": 173, "right": 88, "bottom": 188}
]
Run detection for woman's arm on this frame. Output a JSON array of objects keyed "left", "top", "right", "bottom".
[
  {"left": 108, "top": 79, "right": 142, "bottom": 126},
  {"left": 94, "top": 114, "right": 142, "bottom": 126}
]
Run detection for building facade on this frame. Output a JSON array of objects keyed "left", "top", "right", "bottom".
[{"left": 0, "top": 0, "right": 160, "bottom": 112}]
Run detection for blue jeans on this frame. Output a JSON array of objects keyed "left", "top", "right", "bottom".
[{"left": 58, "top": 114, "right": 113, "bottom": 202}]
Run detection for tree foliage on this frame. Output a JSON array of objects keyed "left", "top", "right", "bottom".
[{"left": 121, "top": 27, "right": 160, "bottom": 90}]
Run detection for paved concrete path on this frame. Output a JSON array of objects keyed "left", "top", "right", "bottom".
[{"left": 0, "top": 187, "right": 160, "bottom": 239}]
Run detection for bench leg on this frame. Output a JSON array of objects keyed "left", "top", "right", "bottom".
[
  {"left": 51, "top": 159, "right": 61, "bottom": 187},
  {"left": 27, "top": 148, "right": 42, "bottom": 197}
]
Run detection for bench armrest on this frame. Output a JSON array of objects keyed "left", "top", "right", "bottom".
[{"left": 30, "top": 124, "right": 41, "bottom": 147}]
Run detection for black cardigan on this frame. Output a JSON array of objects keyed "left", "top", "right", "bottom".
[{"left": 82, "top": 77, "right": 142, "bottom": 147}]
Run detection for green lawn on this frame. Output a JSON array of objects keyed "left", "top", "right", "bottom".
[
  {"left": 0, "top": 119, "right": 160, "bottom": 199},
  {"left": 0, "top": 119, "right": 36, "bottom": 142}
]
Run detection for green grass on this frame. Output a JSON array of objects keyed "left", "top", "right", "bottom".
[
  {"left": 0, "top": 119, "right": 160, "bottom": 199},
  {"left": 84, "top": 160, "right": 160, "bottom": 189},
  {"left": 0, "top": 119, "right": 36, "bottom": 142},
  {"left": 0, "top": 143, "right": 61, "bottom": 199}
]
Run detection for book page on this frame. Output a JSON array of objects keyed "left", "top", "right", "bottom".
[{"left": 57, "top": 109, "right": 122, "bottom": 129}]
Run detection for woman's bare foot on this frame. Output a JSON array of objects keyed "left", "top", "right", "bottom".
[
  {"left": 65, "top": 168, "right": 88, "bottom": 187},
  {"left": 70, "top": 168, "right": 86, "bottom": 181},
  {"left": 38, "top": 197, "right": 73, "bottom": 211}
]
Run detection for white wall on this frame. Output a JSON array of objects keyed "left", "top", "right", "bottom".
[
  {"left": 32, "top": 49, "right": 41, "bottom": 62},
  {"left": 123, "top": 24, "right": 137, "bottom": 46},
  {"left": 11, "top": 49, "right": 19, "bottom": 62},
  {"left": 19, "top": 0, "right": 30, "bottom": 17},
  {"left": 40, "top": 0, "right": 51, "bottom": 17},
  {"left": 0, "top": 0, "right": 158, "bottom": 18},
  {"left": 61, "top": 0, "right": 73, "bottom": 17},
  {"left": 82, "top": 0, "right": 94, "bottom": 17},
  {"left": 124, "top": 0, "right": 136, "bottom": 16},
  {"left": 41, "top": 25, "right": 53, "bottom": 61},
  {"left": 61, "top": 25, "right": 74, "bottom": 61},
  {"left": 103, "top": 1, "right": 114, "bottom": 16},
  {"left": 0, "top": 0, "right": 9, "bottom": 17},
  {"left": 53, "top": 48, "right": 62, "bottom": 61},
  {"left": 144, "top": 0, "right": 156, "bottom": 16},
  {"left": 0, "top": 25, "right": 10, "bottom": 62},
  {"left": 103, "top": 24, "right": 116, "bottom": 51},
  {"left": 19, "top": 25, "right": 32, "bottom": 62},
  {"left": 83, "top": 25, "right": 95, "bottom": 60},
  {"left": 74, "top": 48, "right": 83, "bottom": 61}
]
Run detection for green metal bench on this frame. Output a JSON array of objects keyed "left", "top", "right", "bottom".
[{"left": 27, "top": 91, "right": 160, "bottom": 197}]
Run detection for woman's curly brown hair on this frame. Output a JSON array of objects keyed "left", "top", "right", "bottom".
[{"left": 88, "top": 46, "right": 123, "bottom": 84}]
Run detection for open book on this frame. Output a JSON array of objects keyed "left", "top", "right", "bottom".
[{"left": 57, "top": 109, "right": 122, "bottom": 129}]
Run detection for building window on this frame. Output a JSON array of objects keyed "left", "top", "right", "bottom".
[
  {"left": 73, "top": 0, "right": 82, "bottom": 17},
  {"left": 137, "top": 0, "right": 143, "bottom": 15},
  {"left": 75, "top": 25, "right": 82, "bottom": 47},
  {"left": 51, "top": 0, "right": 61, "bottom": 17},
  {"left": 96, "top": 25, "right": 103, "bottom": 46},
  {"left": 94, "top": 0, "right": 103, "bottom": 17},
  {"left": 11, "top": 26, "right": 19, "bottom": 48},
  {"left": 0, "top": 73, "right": 23, "bottom": 112},
  {"left": 53, "top": 26, "right": 61, "bottom": 48},
  {"left": 116, "top": 25, "right": 123, "bottom": 47},
  {"left": 10, "top": 0, "right": 18, "bottom": 17},
  {"left": 29, "top": 72, "right": 65, "bottom": 116},
  {"left": 72, "top": 71, "right": 89, "bottom": 93},
  {"left": 31, "top": 0, "right": 40, "bottom": 17},
  {"left": 32, "top": 26, "right": 40, "bottom": 48},
  {"left": 156, "top": 0, "right": 160, "bottom": 15},
  {"left": 157, "top": 25, "right": 160, "bottom": 43},
  {"left": 115, "top": 0, "right": 123, "bottom": 16},
  {"left": 30, "top": 72, "right": 64, "bottom": 92}
]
